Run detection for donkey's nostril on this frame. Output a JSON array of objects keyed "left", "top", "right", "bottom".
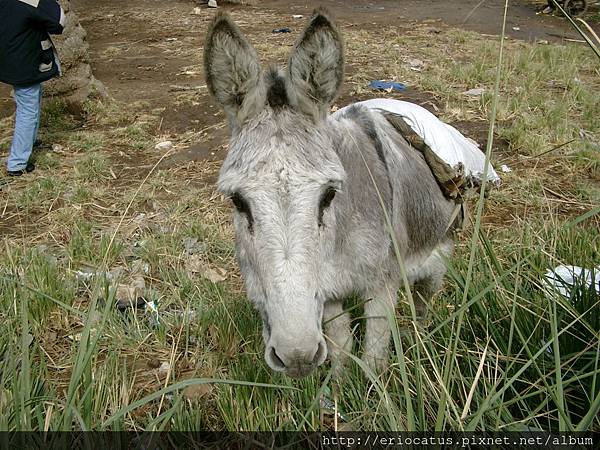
[
  {"left": 312, "top": 341, "right": 327, "bottom": 366},
  {"left": 269, "top": 346, "right": 286, "bottom": 369}
]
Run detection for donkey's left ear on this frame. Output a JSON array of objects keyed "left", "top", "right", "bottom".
[
  {"left": 204, "top": 12, "right": 263, "bottom": 128},
  {"left": 287, "top": 8, "right": 344, "bottom": 119}
]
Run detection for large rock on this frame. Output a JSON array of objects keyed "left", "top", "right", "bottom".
[{"left": 45, "top": 0, "right": 107, "bottom": 112}]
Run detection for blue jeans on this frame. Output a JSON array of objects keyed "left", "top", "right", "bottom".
[{"left": 7, "top": 84, "right": 42, "bottom": 172}]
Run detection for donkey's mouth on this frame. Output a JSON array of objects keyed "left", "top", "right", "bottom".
[{"left": 285, "top": 364, "right": 319, "bottom": 379}]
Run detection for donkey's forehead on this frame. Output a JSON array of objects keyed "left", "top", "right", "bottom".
[{"left": 218, "top": 110, "right": 345, "bottom": 193}]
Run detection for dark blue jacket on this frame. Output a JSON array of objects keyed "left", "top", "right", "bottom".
[{"left": 0, "top": 0, "right": 65, "bottom": 87}]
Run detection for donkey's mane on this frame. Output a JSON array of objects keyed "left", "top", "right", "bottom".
[{"left": 265, "top": 68, "right": 289, "bottom": 109}]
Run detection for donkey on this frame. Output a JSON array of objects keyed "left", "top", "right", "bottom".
[{"left": 204, "top": 8, "right": 457, "bottom": 378}]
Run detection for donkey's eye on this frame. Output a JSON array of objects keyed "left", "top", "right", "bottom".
[
  {"left": 320, "top": 187, "right": 336, "bottom": 209},
  {"left": 318, "top": 187, "right": 337, "bottom": 227},
  {"left": 230, "top": 192, "right": 254, "bottom": 231}
]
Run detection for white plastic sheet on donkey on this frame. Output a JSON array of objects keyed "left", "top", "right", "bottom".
[{"left": 335, "top": 99, "right": 501, "bottom": 186}]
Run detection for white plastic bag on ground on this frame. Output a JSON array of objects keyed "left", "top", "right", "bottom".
[
  {"left": 335, "top": 99, "right": 501, "bottom": 185},
  {"left": 543, "top": 265, "right": 600, "bottom": 300}
]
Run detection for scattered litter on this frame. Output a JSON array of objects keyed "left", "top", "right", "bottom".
[
  {"left": 145, "top": 299, "right": 160, "bottom": 325},
  {"left": 155, "top": 141, "right": 173, "bottom": 151},
  {"left": 166, "top": 37, "right": 178, "bottom": 42},
  {"left": 191, "top": 7, "right": 202, "bottom": 15},
  {"left": 292, "top": 14, "right": 304, "bottom": 19},
  {"left": 512, "top": 26, "right": 521, "bottom": 31},
  {"left": 74, "top": 266, "right": 124, "bottom": 282},
  {"left": 52, "top": 144, "right": 64, "bottom": 153},
  {"left": 406, "top": 58, "right": 425, "bottom": 71},
  {"left": 500, "top": 164, "right": 512, "bottom": 173},
  {"left": 208, "top": 0, "right": 217, "bottom": 8},
  {"left": 158, "top": 361, "right": 171, "bottom": 377},
  {"left": 169, "top": 84, "right": 207, "bottom": 92},
  {"left": 272, "top": 28, "right": 291, "bottom": 33},
  {"left": 74, "top": 269, "right": 95, "bottom": 282},
  {"left": 320, "top": 387, "right": 349, "bottom": 424},
  {"left": 368, "top": 80, "right": 407, "bottom": 92},
  {"left": 538, "top": 39, "right": 549, "bottom": 45},
  {"left": 463, "top": 88, "right": 485, "bottom": 97},
  {"left": 543, "top": 265, "right": 600, "bottom": 301},
  {"left": 130, "top": 259, "right": 150, "bottom": 275}
]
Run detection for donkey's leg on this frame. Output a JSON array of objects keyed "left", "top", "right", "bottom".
[
  {"left": 362, "top": 282, "right": 398, "bottom": 373},
  {"left": 323, "top": 300, "right": 353, "bottom": 372},
  {"left": 411, "top": 241, "right": 451, "bottom": 320},
  {"left": 411, "top": 276, "right": 442, "bottom": 320}
]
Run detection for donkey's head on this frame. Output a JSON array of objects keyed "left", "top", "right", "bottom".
[{"left": 204, "top": 9, "right": 345, "bottom": 377}]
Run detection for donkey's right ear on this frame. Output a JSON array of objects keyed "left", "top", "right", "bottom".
[
  {"left": 204, "top": 13, "right": 262, "bottom": 127},
  {"left": 287, "top": 8, "right": 344, "bottom": 120}
]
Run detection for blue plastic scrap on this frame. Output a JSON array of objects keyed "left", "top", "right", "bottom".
[
  {"left": 272, "top": 28, "right": 292, "bottom": 33},
  {"left": 369, "top": 80, "right": 407, "bottom": 91}
]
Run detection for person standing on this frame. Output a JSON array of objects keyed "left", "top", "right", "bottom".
[{"left": 0, "top": 0, "right": 65, "bottom": 176}]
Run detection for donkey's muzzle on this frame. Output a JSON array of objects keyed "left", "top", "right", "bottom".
[{"left": 265, "top": 337, "right": 327, "bottom": 378}]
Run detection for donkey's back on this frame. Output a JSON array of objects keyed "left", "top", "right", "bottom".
[{"left": 323, "top": 102, "right": 457, "bottom": 311}]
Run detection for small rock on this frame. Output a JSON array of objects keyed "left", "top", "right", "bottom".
[
  {"left": 463, "top": 88, "right": 485, "bottom": 97},
  {"left": 183, "top": 384, "right": 212, "bottom": 402},
  {"left": 191, "top": 7, "right": 202, "bottom": 15},
  {"left": 46, "top": 331, "right": 58, "bottom": 342},
  {"left": 147, "top": 358, "right": 161, "bottom": 369},
  {"left": 208, "top": 0, "right": 217, "bottom": 8},
  {"left": 185, "top": 254, "right": 204, "bottom": 274},
  {"left": 406, "top": 58, "right": 425, "bottom": 71},
  {"left": 203, "top": 267, "right": 227, "bottom": 283},
  {"left": 130, "top": 259, "right": 150, "bottom": 275},
  {"left": 158, "top": 361, "right": 171, "bottom": 377},
  {"left": 185, "top": 255, "right": 227, "bottom": 283},
  {"left": 116, "top": 276, "right": 146, "bottom": 302},
  {"left": 512, "top": 26, "right": 520, "bottom": 31},
  {"left": 182, "top": 237, "right": 206, "bottom": 255},
  {"left": 500, "top": 164, "right": 512, "bottom": 173},
  {"left": 52, "top": 144, "right": 64, "bottom": 153},
  {"left": 155, "top": 141, "right": 173, "bottom": 151},
  {"left": 116, "top": 296, "right": 146, "bottom": 312}
]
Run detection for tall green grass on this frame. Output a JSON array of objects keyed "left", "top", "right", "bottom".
[{"left": 1, "top": 2, "right": 598, "bottom": 433}]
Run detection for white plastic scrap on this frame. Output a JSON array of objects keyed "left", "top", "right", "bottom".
[
  {"left": 501, "top": 164, "right": 512, "bottom": 173},
  {"left": 463, "top": 88, "right": 486, "bottom": 96},
  {"left": 334, "top": 99, "right": 501, "bottom": 185},
  {"left": 543, "top": 265, "right": 600, "bottom": 300}
]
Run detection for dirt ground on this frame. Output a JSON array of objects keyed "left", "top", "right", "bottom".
[{"left": 1, "top": 0, "right": 598, "bottom": 165}]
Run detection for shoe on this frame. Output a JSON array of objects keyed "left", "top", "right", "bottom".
[{"left": 7, "top": 162, "right": 35, "bottom": 176}]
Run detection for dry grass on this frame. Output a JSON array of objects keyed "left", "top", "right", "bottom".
[{"left": 0, "top": 3, "right": 598, "bottom": 431}]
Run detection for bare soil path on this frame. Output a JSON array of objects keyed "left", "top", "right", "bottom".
[{"left": 1, "top": 0, "right": 597, "bottom": 163}]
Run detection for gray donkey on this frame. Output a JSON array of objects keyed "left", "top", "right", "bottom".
[{"left": 204, "top": 8, "right": 458, "bottom": 378}]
